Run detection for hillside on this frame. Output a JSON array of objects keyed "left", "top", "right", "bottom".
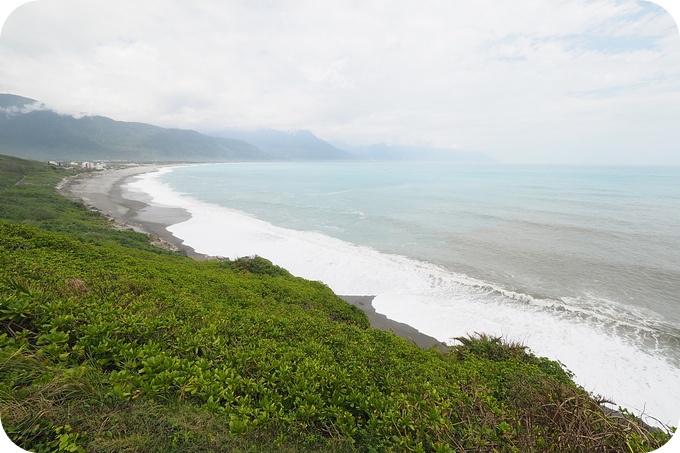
[
  {"left": 0, "top": 94, "right": 268, "bottom": 162},
  {"left": 0, "top": 155, "right": 672, "bottom": 452}
]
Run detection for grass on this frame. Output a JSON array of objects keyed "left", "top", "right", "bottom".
[{"left": 0, "top": 154, "right": 674, "bottom": 452}]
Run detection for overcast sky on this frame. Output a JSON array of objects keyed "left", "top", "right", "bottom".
[{"left": 1, "top": 0, "right": 679, "bottom": 164}]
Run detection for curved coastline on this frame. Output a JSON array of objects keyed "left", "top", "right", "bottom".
[
  {"left": 59, "top": 165, "right": 205, "bottom": 259},
  {"left": 58, "top": 165, "right": 446, "bottom": 351}
]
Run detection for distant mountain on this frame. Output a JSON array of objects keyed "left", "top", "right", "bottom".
[
  {"left": 333, "top": 142, "right": 494, "bottom": 162},
  {"left": 0, "top": 93, "right": 493, "bottom": 163},
  {"left": 0, "top": 94, "right": 268, "bottom": 162},
  {"left": 0, "top": 94, "right": 42, "bottom": 110},
  {"left": 208, "top": 128, "right": 354, "bottom": 161}
]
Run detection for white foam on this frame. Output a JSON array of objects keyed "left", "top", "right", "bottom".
[{"left": 126, "top": 168, "right": 680, "bottom": 429}]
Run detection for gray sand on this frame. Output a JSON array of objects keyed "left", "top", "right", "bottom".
[
  {"left": 59, "top": 167, "right": 447, "bottom": 351},
  {"left": 339, "top": 296, "right": 447, "bottom": 351},
  {"left": 59, "top": 166, "right": 207, "bottom": 259}
]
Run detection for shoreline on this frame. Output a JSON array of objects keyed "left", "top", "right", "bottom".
[
  {"left": 58, "top": 165, "right": 208, "bottom": 260},
  {"left": 58, "top": 166, "right": 447, "bottom": 351},
  {"left": 338, "top": 296, "right": 447, "bottom": 351}
]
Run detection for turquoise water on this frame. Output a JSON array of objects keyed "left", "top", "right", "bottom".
[
  {"left": 161, "top": 163, "right": 680, "bottom": 323},
  {"left": 137, "top": 162, "right": 680, "bottom": 425}
]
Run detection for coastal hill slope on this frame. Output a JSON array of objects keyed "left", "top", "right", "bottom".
[
  {"left": 0, "top": 94, "right": 268, "bottom": 162},
  {"left": 0, "top": 153, "right": 671, "bottom": 451}
]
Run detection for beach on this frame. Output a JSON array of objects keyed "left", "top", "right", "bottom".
[
  {"left": 59, "top": 165, "right": 204, "bottom": 258},
  {"left": 58, "top": 166, "right": 447, "bottom": 351}
]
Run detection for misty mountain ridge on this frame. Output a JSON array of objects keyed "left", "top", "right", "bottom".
[
  {"left": 0, "top": 93, "right": 41, "bottom": 108},
  {"left": 0, "top": 94, "right": 492, "bottom": 163},
  {"left": 0, "top": 94, "right": 268, "bottom": 162},
  {"left": 206, "top": 128, "right": 353, "bottom": 161},
  {"left": 210, "top": 129, "right": 493, "bottom": 163}
]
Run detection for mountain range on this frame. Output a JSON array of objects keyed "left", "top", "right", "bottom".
[
  {"left": 207, "top": 128, "right": 353, "bottom": 161},
  {"left": 0, "top": 94, "right": 492, "bottom": 163},
  {"left": 0, "top": 94, "right": 266, "bottom": 162}
]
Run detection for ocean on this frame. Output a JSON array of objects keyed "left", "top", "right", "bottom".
[{"left": 126, "top": 162, "right": 680, "bottom": 427}]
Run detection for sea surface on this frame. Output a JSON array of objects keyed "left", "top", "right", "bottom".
[{"left": 126, "top": 162, "right": 680, "bottom": 427}]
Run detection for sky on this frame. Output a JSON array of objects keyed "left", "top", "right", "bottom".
[{"left": 1, "top": 0, "right": 679, "bottom": 164}]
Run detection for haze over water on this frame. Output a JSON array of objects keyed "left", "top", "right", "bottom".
[{"left": 128, "top": 162, "right": 680, "bottom": 427}]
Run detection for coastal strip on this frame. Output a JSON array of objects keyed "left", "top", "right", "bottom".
[
  {"left": 58, "top": 165, "right": 207, "bottom": 259},
  {"left": 58, "top": 166, "right": 446, "bottom": 350}
]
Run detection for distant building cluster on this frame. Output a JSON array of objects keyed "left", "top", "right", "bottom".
[{"left": 48, "top": 161, "right": 107, "bottom": 170}]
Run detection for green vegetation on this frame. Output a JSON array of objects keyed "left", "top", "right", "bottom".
[
  {"left": 0, "top": 156, "right": 173, "bottom": 253},
  {"left": 0, "top": 155, "right": 673, "bottom": 451}
]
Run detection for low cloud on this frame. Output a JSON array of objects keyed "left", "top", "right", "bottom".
[{"left": 0, "top": 100, "right": 46, "bottom": 116}]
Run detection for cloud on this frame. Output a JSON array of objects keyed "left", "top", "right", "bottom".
[
  {"left": 1, "top": 0, "right": 679, "bottom": 163},
  {"left": 0, "top": 99, "right": 46, "bottom": 116}
]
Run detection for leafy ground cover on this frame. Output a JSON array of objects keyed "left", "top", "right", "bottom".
[
  {"left": 0, "top": 156, "right": 171, "bottom": 253},
  {"left": 0, "top": 155, "right": 673, "bottom": 451}
]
